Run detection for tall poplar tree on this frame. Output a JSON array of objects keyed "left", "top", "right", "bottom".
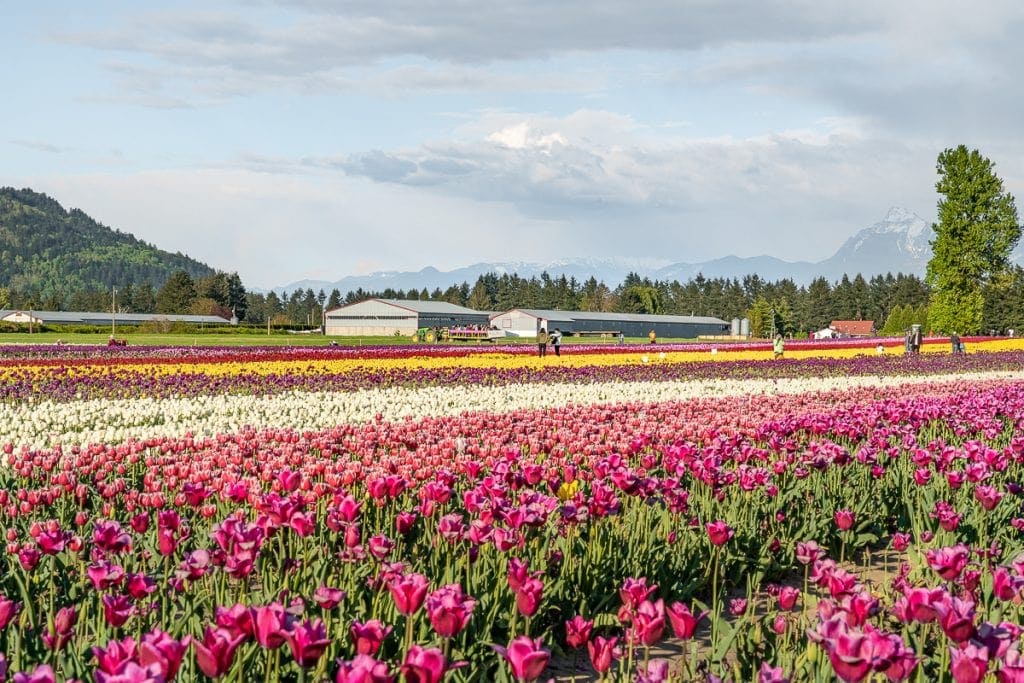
[{"left": 926, "top": 146, "right": 1021, "bottom": 333}]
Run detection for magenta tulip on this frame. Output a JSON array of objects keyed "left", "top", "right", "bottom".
[
  {"left": 388, "top": 573, "right": 429, "bottom": 616},
  {"left": 349, "top": 619, "right": 392, "bottom": 656},
  {"left": 587, "top": 635, "right": 620, "bottom": 674},
  {"left": 139, "top": 629, "right": 189, "bottom": 680},
  {"left": 193, "top": 626, "right": 245, "bottom": 678},
  {"left": 564, "top": 615, "right": 593, "bottom": 649},
  {"left": 425, "top": 584, "right": 475, "bottom": 639},
  {"left": 335, "top": 654, "right": 395, "bottom": 683},
  {"left": 950, "top": 642, "right": 989, "bottom": 683},
  {"left": 400, "top": 645, "right": 448, "bottom": 683},
  {"left": 285, "top": 618, "right": 331, "bottom": 668},
  {"left": 705, "top": 520, "right": 734, "bottom": 546},
  {"left": 666, "top": 601, "right": 707, "bottom": 640},
  {"left": 833, "top": 509, "right": 855, "bottom": 531},
  {"left": 494, "top": 635, "right": 551, "bottom": 682}
]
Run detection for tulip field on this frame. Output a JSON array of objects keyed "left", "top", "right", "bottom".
[{"left": 3, "top": 337, "right": 1024, "bottom": 683}]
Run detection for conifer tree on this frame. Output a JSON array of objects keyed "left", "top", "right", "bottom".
[{"left": 926, "top": 146, "right": 1021, "bottom": 333}]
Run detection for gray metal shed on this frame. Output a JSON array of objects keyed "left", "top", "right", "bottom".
[
  {"left": 324, "top": 299, "right": 490, "bottom": 336},
  {"left": 489, "top": 308, "right": 729, "bottom": 338}
]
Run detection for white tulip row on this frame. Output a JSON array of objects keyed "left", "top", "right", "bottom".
[{"left": 4, "top": 369, "right": 1023, "bottom": 450}]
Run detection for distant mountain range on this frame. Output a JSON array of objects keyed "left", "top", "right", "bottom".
[{"left": 278, "top": 207, "right": 1024, "bottom": 294}]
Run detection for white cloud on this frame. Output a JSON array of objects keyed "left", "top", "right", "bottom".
[{"left": 14, "top": 169, "right": 569, "bottom": 289}]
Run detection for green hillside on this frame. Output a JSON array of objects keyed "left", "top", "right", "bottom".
[{"left": 0, "top": 187, "right": 216, "bottom": 305}]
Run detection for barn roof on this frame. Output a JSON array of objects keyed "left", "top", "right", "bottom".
[
  {"left": 830, "top": 320, "right": 876, "bottom": 336},
  {"left": 497, "top": 308, "right": 728, "bottom": 325},
  {"left": 326, "top": 299, "right": 488, "bottom": 316}
]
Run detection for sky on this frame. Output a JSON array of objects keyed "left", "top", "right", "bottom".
[{"left": 3, "top": 1, "right": 1024, "bottom": 289}]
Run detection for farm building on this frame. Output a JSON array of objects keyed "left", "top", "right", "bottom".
[
  {"left": 829, "top": 320, "right": 876, "bottom": 338},
  {"left": 489, "top": 309, "right": 729, "bottom": 338},
  {"left": 0, "top": 310, "right": 233, "bottom": 326},
  {"left": 324, "top": 299, "right": 491, "bottom": 336}
]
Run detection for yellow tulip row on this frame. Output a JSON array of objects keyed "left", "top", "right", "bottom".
[{"left": 4, "top": 337, "right": 1023, "bottom": 382}]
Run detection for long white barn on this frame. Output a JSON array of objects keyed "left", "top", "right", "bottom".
[
  {"left": 489, "top": 308, "right": 729, "bottom": 338},
  {"left": 0, "top": 310, "right": 233, "bottom": 326}
]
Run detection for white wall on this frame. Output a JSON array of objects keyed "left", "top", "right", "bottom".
[
  {"left": 325, "top": 321, "right": 418, "bottom": 336},
  {"left": 489, "top": 310, "right": 540, "bottom": 337},
  {"left": 1, "top": 312, "right": 41, "bottom": 324}
]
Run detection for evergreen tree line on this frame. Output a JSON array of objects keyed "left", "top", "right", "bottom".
[
  {"left": 238, "top": 267, "right": 1024, "bottom": 336},
  {"left": 0, "top": 270, "right": 249, "bottom": 322},
  {"left": 3, "top": 264, "right": 1021, "bottom": 336}
]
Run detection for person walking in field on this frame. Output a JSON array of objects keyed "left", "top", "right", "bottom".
[
  {"left": 950, "top": 331, "right": 963, "bottom": 354},
  {"left": 773, "top": 333, "right": 784, "bottom": 359},
  {"left": 551, "top": 328, "right": 562, "bottom": 356},
  {"left": 648, "top": 329, "right": 656, "bottom": 344},
  {"left": 537, "top": 327, "right": 550, "bottom": 357}
]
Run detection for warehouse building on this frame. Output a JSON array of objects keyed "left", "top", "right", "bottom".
[
  {"left": 0, "top": 310, "right": 233, "bottom": 326},
  {"left": 489, "top": 308, "right": 729, "bottom": 339},
  {"left": 324, "top": 299, "right": 490, "bottom": 336}
]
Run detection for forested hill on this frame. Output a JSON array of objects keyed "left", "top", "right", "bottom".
[{"left": 0, "top": 187, "right": 215, "bottom": 302}]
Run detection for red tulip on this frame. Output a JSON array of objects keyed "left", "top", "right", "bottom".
[
  {"left": 125, "top": 573, "right": 157, "bottom": 600},
  {"left": 507, "top": 557, "right": 531, "bottom": 592},
  {"left": 892, "top": 587, "right": 945, "bottom": 624},
  {"left": 974, "top": 484, "right": 1005, "bottom": 511},
  {"left": 890, "top": 533, "right": 911, "bottom": 551},
  {"left": 494, "top": 636, "right": 551, "bottom": 682}
]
